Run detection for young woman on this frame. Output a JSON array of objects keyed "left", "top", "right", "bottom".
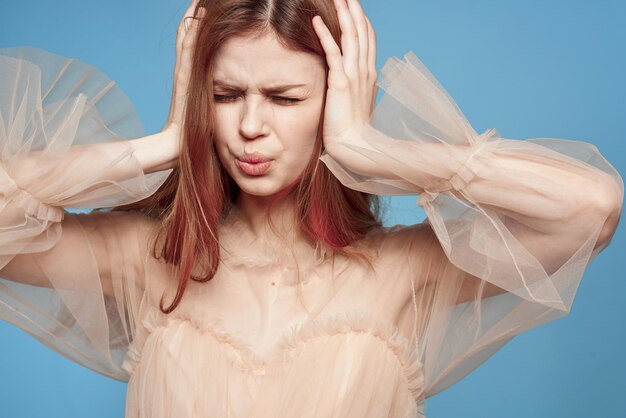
[{"left": 0, "top": 0, "right": 623, "bottom": 417}]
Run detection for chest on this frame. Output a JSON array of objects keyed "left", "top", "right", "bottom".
[
  {"left": 143, "top": 252, "right": 413, "bottom": 353},
  {"left": 123, "top": 301, "right": 424, "bottom": 418},
  {"left": 121, "top": 255, "right": 425, "bottom": 416}
]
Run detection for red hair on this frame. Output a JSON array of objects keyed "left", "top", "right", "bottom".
[{"left": 115, "top": 0, "right": 384, "bottom": 314}]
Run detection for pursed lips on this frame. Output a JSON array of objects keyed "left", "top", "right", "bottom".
[{"left": 238, "top": 152, "right": 273, "bottom": 163}]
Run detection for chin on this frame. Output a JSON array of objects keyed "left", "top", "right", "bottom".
[{"left": 236, "top": 177, "right": 285, "bottom": 197}]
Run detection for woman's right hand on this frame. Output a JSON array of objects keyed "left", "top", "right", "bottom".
[{"left": 163, "top": 0, "right": 205, "bottom": 135}]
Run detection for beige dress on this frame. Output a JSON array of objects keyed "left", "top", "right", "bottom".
[{"left": 0, "top": 46, "right": 622, "bottom": 418}]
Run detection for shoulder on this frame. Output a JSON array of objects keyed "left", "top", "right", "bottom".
[
  {"left": 77, "top": 209, "right": 161, "bottom": 251},
  {"left": 354, "top": 222, "right": 443, "bottom": 315},
  {"left": 114, "top": 211, "right": 177, "bottom": 303},
  {"left": 82, "top": 209, "right": 167, "bottom": 279},
  {"left": 365, "top": 220, "right": 451, "bottom": 280},
  {"left": 116, "top": 209, "right": 169, "bottom": 271}
]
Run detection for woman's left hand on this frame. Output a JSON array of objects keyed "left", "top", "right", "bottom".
[{"left": 312, "top": 0, "right": 378, "bottom": 158}]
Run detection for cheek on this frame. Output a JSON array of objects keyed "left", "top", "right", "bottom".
[
  {"left": 211, "top": 132, "right": 232, "bottom": 171},
  {"left": 213, "top": 109, "right": 233, "bottom": 143},
  {"left": 278, "top": 121, "right": 318, "bottom": 170},
  {"left": 212, "top": 111, "right": 238, "bottom": 160},
  {"left": 276, "top": 103, "right": 322, "bottom": 150},
  {"left": 212, "top": 100, "right": 322, "bottom": 164}
]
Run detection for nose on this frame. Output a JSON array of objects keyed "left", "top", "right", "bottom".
[{"left": 239, "top": 97, "right": 269, "bottom": 140}]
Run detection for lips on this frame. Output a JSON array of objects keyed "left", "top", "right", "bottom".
[
  {"left": 239, "top": 153, "right": 273, "bottom": 163},
  {"left": 236, "top": 159, "right": 273, "bottom": 176}
]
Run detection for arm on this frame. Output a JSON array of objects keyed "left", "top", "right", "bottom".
[
  {"left": 5, "top": 0, "right": 206, "bottom": 191},
  {"left": 312, "top": 1, "right": 621, "bottom": 307},
  {"left": 326, "top": 130, "right": 622, "bottom": 252},
  {"left": 0, "top": 0, "right": 206, "bottom": 286},
  {"left": 0, "top": 210, "right": 154, "bottom": 297},
  {"left": 314, "top": 0, "right": 624, "bottom": 399},
  {"left": 325, "top": 127, "right": 622, "bottom": 281},
  {"left": 7, "top": 129, "right": 178, "bottom": 192},
  {"left": 4, "top": 128, "right": 179, "bottom": 190},
  {"left": 319, "top": 50, "right": 624, "bottom": 397},
  {"left": 0, "top": 0, "right": 203, "bottom": 382},
  {"left": 313, "top": 14, "right": 622, "bottom": 308}
]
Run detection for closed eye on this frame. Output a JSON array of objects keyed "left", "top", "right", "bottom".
[
  {"left": 213, "top": 94, "right": 302, "bottom": 105},
  {"left": 270, "top": 96, "right": 302, "bottom": 104},
  {"left": 213, "top": 94, "right": 239, "bottom": 103}
]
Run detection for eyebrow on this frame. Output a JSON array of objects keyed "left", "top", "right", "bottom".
[{"left": 213, "top": 80, "right": 309, "bottom": 94}]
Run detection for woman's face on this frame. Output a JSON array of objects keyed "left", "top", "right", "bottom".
[{"left": 212, "top": 31, "right": 327, "bottom": 199}]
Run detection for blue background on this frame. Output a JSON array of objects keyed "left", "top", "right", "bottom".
[{"left": 1, "top": 0, "right": 624, "bottom": 417}]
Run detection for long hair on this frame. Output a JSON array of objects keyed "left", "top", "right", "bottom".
[{"left": 114, "top": 0, "right": 385, "bottom": 314}]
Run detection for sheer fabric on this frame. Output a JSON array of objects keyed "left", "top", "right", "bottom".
[
  {"left": 0, "top": 46, "right": 622, "bottom": 417},
  {"left": 318, "top": 51, "right": 624, "bottom": 397},
  {"left": 0, "top": 46, "right": 171, "bottom": 380}
]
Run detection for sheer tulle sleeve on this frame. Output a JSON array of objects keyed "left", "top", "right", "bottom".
[
  {"left": 0, "top": 47, "right": 171, "bottom": 381},
  {"left": 319, "top": 51, "right": 624, "bottom": 398}
]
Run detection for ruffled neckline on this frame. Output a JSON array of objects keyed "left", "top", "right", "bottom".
[{"left": 217, "top": 206, "right": 337, "bottom": 272}]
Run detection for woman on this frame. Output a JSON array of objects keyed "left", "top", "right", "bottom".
[{"left": 0, "top": 0, "right": 623, "bottom": 416}]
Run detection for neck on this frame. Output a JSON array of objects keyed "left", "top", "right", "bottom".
[{"left": 232, "top": 189, "right": 305, "bottom": 243}]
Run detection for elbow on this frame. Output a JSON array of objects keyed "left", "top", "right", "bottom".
[{"left": 593, "top": 175, "right": 623, "bottom": 247}]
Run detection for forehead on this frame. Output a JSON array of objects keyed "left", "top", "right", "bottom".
[{"left": 213, "top": 32, "right": 324, "bottom": 87}]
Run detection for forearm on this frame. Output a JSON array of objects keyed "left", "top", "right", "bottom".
[
  {"left": 130, "top": 128, "right": 180, "bottom": 174},
  {"left": 6, "top": 129, "right": 178, "bottom": 192},
  {"left": 325, "top": 126, "right": 623, "bottom": 238}
]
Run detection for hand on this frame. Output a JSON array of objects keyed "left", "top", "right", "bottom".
[
  {"left": 312, "top": 0, "right": 378, "bottom": 157},
  {"left": 163, "top": 0, "right": 205, "bottom": 134}
]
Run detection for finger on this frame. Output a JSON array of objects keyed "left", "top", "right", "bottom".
[
  {"left": 364, "top": 14, "right": 377, "bottom": 79},
  {"left": 173, "top": 8, "right": 204, "bottom": 124},
  {"left": 312, "top": 15, "right": 348, "bottom": 89},
  {"left": 175, "top": 2, "right": 197, "bottom": 75},
  {"left": 370, "top": 82, "right": 378, "bottom": 114},
  {"left": 177, "top": 4, "right": 204, "bottom": 77},
  {"left": 182, "top": 7, "right": 204, "bottom": 51},
  {"left": 179, "top": 0, "right": 200, "bottom": 29},
  {"left": 177, "top": 7, "right": 204, "bottom": 98},
  {"left": 346, "top": 0, "right": 369, "bottom": 76},
  {"left": 184, "top": 16, "right": 193, "bottom": 33},
  {"left": 333, "top": 0, "right": 359, "bottom": 78},
  {"left": 177, "top": 0, "right": 200, "bottom": 50}
]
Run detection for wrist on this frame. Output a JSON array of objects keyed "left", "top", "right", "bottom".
[
  {"left": 130, "top": 129, "right": 180, "bottom": 173},
  {"left": 156, "top": 127, "right": 181, "bottom": 170}
]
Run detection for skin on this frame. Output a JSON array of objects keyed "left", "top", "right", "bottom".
[
  {"left": 168, "top": 0, "right": 378, "bottom": 242},
  {"left": 211, "top": 32, "right": 327, "bottom": 239}
]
